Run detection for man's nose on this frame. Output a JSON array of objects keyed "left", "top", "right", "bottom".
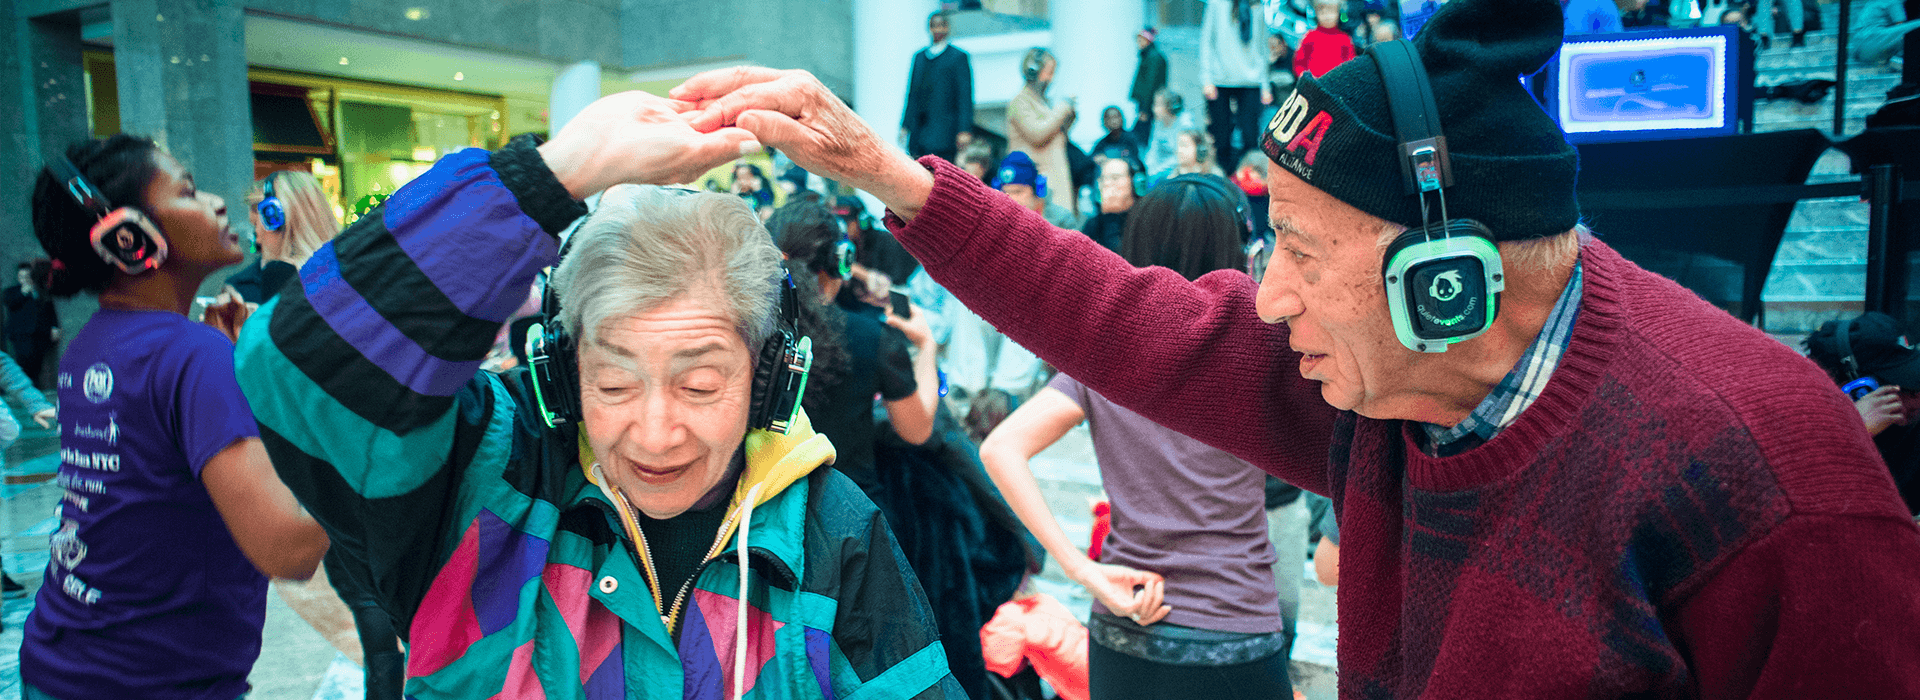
[{"left": 1256, "top": 263, "right": 1304, "bottom": 324}]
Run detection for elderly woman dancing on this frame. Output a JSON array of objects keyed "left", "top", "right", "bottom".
[{"left": 236, "top": 92, "right": 961, "bottom": 699}]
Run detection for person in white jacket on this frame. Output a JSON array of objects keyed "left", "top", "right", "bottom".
[
  {"left": 1200, "top": 0, "right": 1273, "bottom": 175},
  {"left": 0, "top": 350, "right": 53, "bottom": 606}
]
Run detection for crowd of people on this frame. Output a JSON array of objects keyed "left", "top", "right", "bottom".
[{"left": 8, "top": 0, "right": 1920, "bottom": 699}]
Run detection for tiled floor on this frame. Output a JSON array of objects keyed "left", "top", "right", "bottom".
[{"left": 0, "top": 401, "right": 1339, "bottom": 700}]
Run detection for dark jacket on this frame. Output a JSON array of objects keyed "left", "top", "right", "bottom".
[
  {"left": 1130, "top": 44, "right": 1170, "bottom": 108},
  {"left": 2, "top": 287, "right": 56, "bottom": 345},
  {"left": 224, "top": 259, "right": 299, "bottom": 305},
  {"left": 904, "top": 45, "right": 975, "bottom": 157}
]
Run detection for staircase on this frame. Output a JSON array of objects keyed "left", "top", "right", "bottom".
[{"left": 1754, "top": 3, "right": 1908, "bottom": 333}]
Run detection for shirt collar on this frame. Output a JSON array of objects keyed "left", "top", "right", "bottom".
[
  {"left": 1422, "top": 260, "right": 1584, "bottom": 456},
  {"left": 927, "top": 41, "right": 949, "bottom": 57}
]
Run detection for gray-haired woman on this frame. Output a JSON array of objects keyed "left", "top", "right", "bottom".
[{"left": 235, "top": 89, "right": 962, "bottom": 698}]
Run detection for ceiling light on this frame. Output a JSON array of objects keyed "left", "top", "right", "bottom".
[
  {"left": 453, "top": 72, "right": 464, "bottom": 81},
  {"left": 404, "top": 7, "right": 429, "bottom": 20},
  {"left": 339, "top": 57, "right": 349, "bottom": 65}
]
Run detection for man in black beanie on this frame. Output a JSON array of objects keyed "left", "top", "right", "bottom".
[{"left": 674, "top": 0, "right": 1920, "bottom": 691}]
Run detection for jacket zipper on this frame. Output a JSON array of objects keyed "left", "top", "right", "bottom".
[{"left": 602, "top": 485, "right": 741, "bottom": 635}]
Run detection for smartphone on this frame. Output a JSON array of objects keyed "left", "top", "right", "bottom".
[{"left": 889, "top": 290, "right": 912, "bottom": 319}]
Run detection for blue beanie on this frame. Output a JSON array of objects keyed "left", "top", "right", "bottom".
[{"left": 992, "top": 151, "right": 1048, "bottom": 198}]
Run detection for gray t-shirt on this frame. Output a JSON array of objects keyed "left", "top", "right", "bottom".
[{"left": 1052, "top": 373, "right": 1283, "bottom": 634}]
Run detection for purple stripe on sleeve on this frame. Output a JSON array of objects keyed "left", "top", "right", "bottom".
[
  {"left": 382, "top": 148, "right": 561, "bottom": 323},
  {"left": 472, "top": 509, "right": 552, "bottom": 636},
  {"left": 302, "top": 245, "right": 486, "bottom": 397}
]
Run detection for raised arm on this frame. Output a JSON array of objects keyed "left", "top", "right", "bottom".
[
  {"left": 882, "top": 304, "right": 941, "bottom": 446},
  {"left": 235, "top": 91, "right": 757, "bottom": 597},
  {"left": 678, "top": 69, "right": 1338, "bottom": 491}
]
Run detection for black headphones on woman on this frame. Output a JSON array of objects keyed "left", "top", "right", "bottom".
[
  {"left": 525, "top": 235, "right": 815, "bottom": 435},
  {"left": 1021, "top": 48, "right": 1054, "bottom": 83},
  {"left": 1165, "top": 174, "right": 1252, "bottom": 241},
  {"left": 826, "top": 236, "right": 855, "bottom": 279},
  {"left": 46, "top": 155, "right": 169, "bottom": 274},
  {"left": 1370, "top": 40, "right": 1505, "bottom": 354}
]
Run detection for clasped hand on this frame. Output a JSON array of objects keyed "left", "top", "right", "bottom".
[
  {"left": 535, "top": 91, "right": 762, "bottom": 199},
  {"left": 1067, "top": 560, "right": 1173, "bottom": 626}
]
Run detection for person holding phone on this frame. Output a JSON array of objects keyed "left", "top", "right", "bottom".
[{"left": 765, "top": 198, "right": 941, "bottom": 505}]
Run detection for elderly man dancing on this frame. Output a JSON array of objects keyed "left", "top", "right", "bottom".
[{"left": 671, "top": 0, "right": 1920, "bottom": 695}]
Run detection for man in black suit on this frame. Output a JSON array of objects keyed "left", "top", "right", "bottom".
[
  {"left": 4, "top": 261, "right": 57, "bottom": 389},
  {"left": 901, "top": 10, "right": 975, "bottom": 163}
]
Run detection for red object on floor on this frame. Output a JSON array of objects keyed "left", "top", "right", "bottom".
[
  {"left": 980, "top": 594, "right": 1090, "bottom": 700},
  {"left": 1088, "top": 500, "right": 1111, "bottom": 560}
]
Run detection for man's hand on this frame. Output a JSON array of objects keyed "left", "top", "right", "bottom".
[
  {"left": 32, "top": 407, "right": 55, "bottom": 429},
  {"left": 1067, "top": 561, "right": 1172, "bottom": 625},
  {"left": 1856, "top": 385, "right": 1907, "bottom": 436},
  {"left": 1203, "top": 84, "right": 1219, "bottom": 100},
  {"left": 536, "top": 90, "right": 761, "bottom": 199},
  {"left": 674, "top": 68, "right": 935, "bottom": 221}
]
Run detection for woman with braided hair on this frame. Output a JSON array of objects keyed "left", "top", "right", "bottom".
[{"left": 22, "top": 133, "right": 329, "bottom": 700}]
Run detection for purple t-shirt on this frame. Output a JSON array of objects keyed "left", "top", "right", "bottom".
[
  {"left": 1050, "top": 373, "right": 1283, "bottom": 634},
  {"left": 22, "top": 309, "right": 265, "bottom": 700}
]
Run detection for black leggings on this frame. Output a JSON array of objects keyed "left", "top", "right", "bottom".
[
  {"left": 1206, "top": 86, "right": 1266, "bottom": 175},
  {"left": 1088, "top": 637, "right": 1294, "bottom": 700}
]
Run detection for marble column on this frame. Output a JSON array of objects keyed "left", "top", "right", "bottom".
[
  {"left": 550, "top": 60, "right": 601, "bottom": 136},
  {"left": 1049, "top": 0, "right": 1147, "bottom": 147},
  {"left": 851, "top": 0, "right": 938, "bottom": 155},
  {"left": 2, "top": 13, "right": 90, "bottom": 271},
  {"left": 111, "top": 0, "right": 250, "bottom": 287}
]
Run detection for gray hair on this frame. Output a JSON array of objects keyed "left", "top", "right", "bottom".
[{"left": 551, "top": 185, "right": 783, "bottom": 356}]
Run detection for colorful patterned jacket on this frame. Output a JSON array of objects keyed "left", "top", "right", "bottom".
[{"left": 235, "top": 136, "right": 963, "bottom": 699}]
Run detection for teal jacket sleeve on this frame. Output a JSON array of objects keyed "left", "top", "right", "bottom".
[{"left": 234, "top": 135, "right": 585, "bottom": 622}]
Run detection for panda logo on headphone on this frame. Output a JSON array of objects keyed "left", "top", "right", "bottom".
[{"left": 1429, "top": 270, "right": 1464, "bottom": 303}]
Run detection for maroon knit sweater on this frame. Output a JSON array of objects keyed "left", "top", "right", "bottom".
[{"left": 890, "top": 157, "right": 1920, "bottom": 697}]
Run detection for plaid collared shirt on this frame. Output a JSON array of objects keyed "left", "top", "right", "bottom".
[{"left": 1423, "top": 262, "right": 1584, "bottom": 457}]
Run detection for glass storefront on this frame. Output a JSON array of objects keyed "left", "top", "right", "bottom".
[{"left": 82, "top": 51, "right": 508, "bottom": 222}]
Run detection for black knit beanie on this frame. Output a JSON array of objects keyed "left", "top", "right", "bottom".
[{"left": 1260, "top": 0, "right": 1578, "bottom": 241}]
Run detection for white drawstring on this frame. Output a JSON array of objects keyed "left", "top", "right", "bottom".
[{"left": 734, "top": 482, "right": 765, "bottom": 700}]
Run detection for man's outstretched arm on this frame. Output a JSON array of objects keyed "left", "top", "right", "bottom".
[{"left": 676, "top": 69, "right": 1338, "bottom": 491}]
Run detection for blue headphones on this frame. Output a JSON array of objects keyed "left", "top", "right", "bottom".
[
  {"left": 1837, "top": 319, "right": 1882, "bottom": 400},
  {"left": 993, "top": 167, "right": 1048, "bottom": 199},
  {"left": 257, "top": 173, "right": 287, "bottom": 233}
]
